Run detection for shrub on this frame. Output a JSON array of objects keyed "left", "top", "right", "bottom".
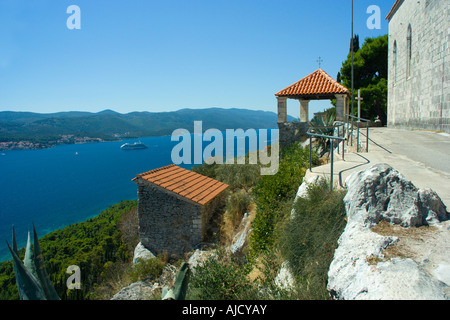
[
  {"left": 186, "top": 249, "right": 257, "bottom": 300},
  {"left": 276, "top": 179, "right": 347, "bottom": 299},
  {"left": 192, "top": 155, "right": 262, "bottom": 191},
  {"left": 215, "top": 164, "right": 261, "bottom": 191},
  {"left": 225, "top": 192, "right": 252, "bottom": 225},
  {"left": 128, "top": 257, "right": 166, "bottom": 283},
  {"left": 249, "top": 144, "right": 317, "bottom": 256}
]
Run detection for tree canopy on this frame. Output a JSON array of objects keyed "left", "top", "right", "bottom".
[{"left": 338, "top": 34, "right": 388, "bottom": 123}]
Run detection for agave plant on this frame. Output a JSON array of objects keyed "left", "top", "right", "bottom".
[
  {"left": 6, "top": 225, "right": 60, "bottom": 300},
  {"left": 309, "top": 110, "right": 336, "bottom": 157},
  {"left": 161, "top": 262, "right": 190, "bottom": 300}
]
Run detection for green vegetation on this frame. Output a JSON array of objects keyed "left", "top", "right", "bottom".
[
  {"left": 186, "top": 177, "right": 346, "bottom": 300},
  {"left": 188, "top": 141, "right": 348, "bottom": 300},
  {"left": 249, "top": 144, "right": 318, "bottom": 256},
  {"left": 186, "top": 248, "right": 259, "bottom": 300},
  {"left": 338, "top": 34, "right": 388, "bottom": 123},
  {"left": 277, "top": 179, "right": 347, "bottom": 299},
  {"left": 0, "top": 200, "right": 138, "bottom": 300}
]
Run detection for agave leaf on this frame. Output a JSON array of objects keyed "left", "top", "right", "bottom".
[
  {"left": 161, "top": 287, "right": 175, "bottom": 300},
  {"left": 24, "top": 231, "right": 38, "bottom": 278},
  {"left": 172, "top": 262, "right": 190, "bottom": 300},
  {"left": 11, "top": 226, "right": 19, "bottom": 255},
  {"left": 10, "top": 228, "right": 23, "bottom": 299},
  {"left": 6, "top": 240, "right": 46, "bottom": 300},
  {"left": 32, "top": 224, "right": 60, "bottom": 300}
]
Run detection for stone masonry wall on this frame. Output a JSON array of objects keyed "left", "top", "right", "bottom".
[
  {"left": 137, "top": 180, "right": 203, "bottom": 258},
  {"left": 278, "top": 122, "right": 309, "bottom": 149},
  {"left": 387, "top": 0, "right": 450, "bottom": 133}
]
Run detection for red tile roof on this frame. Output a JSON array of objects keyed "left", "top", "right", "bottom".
[
  {"left": 275, "top": 69, "right": 349, "bottom": 99},
  {"left": 134, "top": 164, "right": 229, "bottom": 205}
]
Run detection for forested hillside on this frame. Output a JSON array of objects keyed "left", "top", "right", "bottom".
[{"left": 0, "top": 108, "right": 285, "bottom": 145}]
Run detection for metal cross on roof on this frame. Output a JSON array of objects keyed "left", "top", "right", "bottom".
[{"left": 317, "top": 57, "right": 323, "bottom": 68}]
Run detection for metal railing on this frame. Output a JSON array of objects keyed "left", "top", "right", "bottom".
[
  {"left": 307, "top": 123, "right": 346, "bottom": 191},
  {"left": 307, "top": 115, "right": 372, "bottom": 190},
  {"left": 344, "top": 113, "right": 370, "bottom": 152}
]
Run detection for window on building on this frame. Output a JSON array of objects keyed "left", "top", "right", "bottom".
[
  {"left": 393, "top": 40, "right": 397, "bottom": 83},
  {"left": 407, "top": 24, "right": 412, "bottom": 78}
]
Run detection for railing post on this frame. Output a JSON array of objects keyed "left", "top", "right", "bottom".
[
  {"left": 366, "top": 122, "right": 369, "bottom": 152},
  {"left": 337, "top": 126, "right": 340, "bottom": 154},
  {"left": 350, "top": 119, "right": 353, "bottom": 146},
  {"left": 330, "top": 138, "right": 334, "bottom": 191},
  {"left": 309, "top": 134, "right": 312, "bottom": 171},
  {"left": 357, "top": 121, "right": 360, "bottom": 153},
  {"left": 343, "top": 136, "right": 345, "bottom": 161}
]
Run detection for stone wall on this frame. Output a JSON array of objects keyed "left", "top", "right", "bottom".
[
  {"left": 137, "top": 180, "right": 203, "bottom": 258},
  {"left": 387, "top": 0, "right": 450, "bottom": 133},
  {"left": 278, "top": 121, "right": 309, "bottom": 149},
  {"left": 137, "top": 179, "right": 227, "bottom": 258}
]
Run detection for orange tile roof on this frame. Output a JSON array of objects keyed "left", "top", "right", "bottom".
[
  {"left": 134, "top": 164, "right": 229, "bottom": 206},
  {"left": 275, "top": 69, "right": 349, "bottom": 99}
]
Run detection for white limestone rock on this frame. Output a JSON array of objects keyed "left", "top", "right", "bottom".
[
  {"left": 343, "top": 163, "right": 448, "bottom": 228},
  {"left": 230, "top": 212, "right": 252, "bottom": 255},
  {"left": 327, "top": 163, "right": 449, "bottom": 300},
  {"left": 188, "top": 249, "right": 217, "bottom": 274},
  {"left": 133, "top": 242, "right": 155, "bottom": 264},
  {"left": 110, "top": 280, "right": 156, "bottom": 300},
  {"left": 274, "top": 261, "right": 296, "bottom": 291}
]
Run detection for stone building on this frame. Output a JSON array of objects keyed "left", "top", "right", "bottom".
[
  {"left": 133, "top": 164, "right": 228, "bottom": 257},
  {"left": 386, "top": 0, "right": 449, "bottom": 132},
  {"left": 275, "top": 68, "right": 350, "bottom": 148}
]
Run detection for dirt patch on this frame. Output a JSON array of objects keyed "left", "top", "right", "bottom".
[{"left": 371, "top": 220, "right": 437, "bottom": 261}]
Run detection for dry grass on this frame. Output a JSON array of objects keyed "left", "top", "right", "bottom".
[
  {"left": 371, "top": 220, "right": 437, "bottom": 262},
  {"left": 220, "top": 190, "right": 256, "bottom": 246}
]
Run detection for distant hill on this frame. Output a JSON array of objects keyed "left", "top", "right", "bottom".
[{"left": 0, "top": 108, "right": 293, "bottom": 145}]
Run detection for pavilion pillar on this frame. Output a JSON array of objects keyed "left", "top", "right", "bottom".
[
  {"left": 299, "top": 99, "right": 310, "bottom": 122},
  {"left": 277, "top": 96, "right": 287, "bottom": 123},
  {"left": 335, "top": 94, "right": 348, "bottom": 121}
]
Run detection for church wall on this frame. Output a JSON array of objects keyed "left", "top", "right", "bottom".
[{"left": 387, "top": 0, "right": 449, "bottom": 133}]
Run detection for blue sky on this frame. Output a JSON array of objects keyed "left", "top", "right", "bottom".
[{"left": 0, "top": 0, "right": 391, "bottom": 118}]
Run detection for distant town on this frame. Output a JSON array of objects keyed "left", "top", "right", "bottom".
[{"left": 0, "top": 135, "right": 104, "bottom": 151}]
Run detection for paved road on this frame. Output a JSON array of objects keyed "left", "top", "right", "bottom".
[
  {"left": 369, "top": 128, "right": 450, "bottom": 174},
  {"left": 304, "top": 127, "right": 450, "bottom": 207}
]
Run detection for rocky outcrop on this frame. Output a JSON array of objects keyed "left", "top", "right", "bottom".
[
  {"left": 327, "top": 163, "right": 450, "bottom": 300},
  {"left": 229, "top": 212, "right": 252, "bottom": 256},
  {"left": 343, "top": 163, "right": 448, "bottom": 228},
  {"left": 133, "top": 242, "right": 155, "bottom": 264},
  {"left": 111, "top": 263, "right": 177, "bottom": 300},
  {"left": 187, "top": 249, "right": 217, "bottom": 274}
]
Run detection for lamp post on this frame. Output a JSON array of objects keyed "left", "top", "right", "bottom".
[{"left": 351, "top": 0, "right": 354, "bottom": 117}]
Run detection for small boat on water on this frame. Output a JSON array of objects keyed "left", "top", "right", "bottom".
[{"left": 120, "top": 141, "right": 148, "bottom": 150}]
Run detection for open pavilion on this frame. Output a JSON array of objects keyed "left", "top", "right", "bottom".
[{"left": 275, "top": 68, "right": 350, "bottom": 123}]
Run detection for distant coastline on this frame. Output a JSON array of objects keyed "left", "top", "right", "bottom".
[
  {"left": 0, "top": 135, "right": 107, "bottom": 151},
  {"left": 0, "top": 108, "right": 283, "bottom": 151}
]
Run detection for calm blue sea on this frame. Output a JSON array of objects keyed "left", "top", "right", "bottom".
[{"left": 0, "top": 130, "right": 275, "bottom": 262}]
